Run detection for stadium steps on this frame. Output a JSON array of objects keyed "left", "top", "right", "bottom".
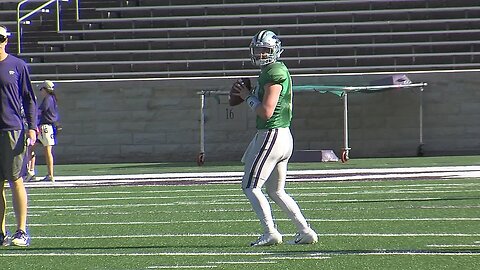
[
  {"left": 55, "top": 17, "right": 480, "bottom": 39},
  {"left": 20, "top": 40, "right": 480, "bottom": 63},
  {"left": 29, "top": 62, "right": 480, "bottom": 81},
  {"left": 26, "top": 51, "right": 480, "bottom": 78},
  {"left": 4, "top": 0, "right": 480, "bottom": 79},
  {"left": 35, "top": 29, "right": 480, "bottom": 54}
]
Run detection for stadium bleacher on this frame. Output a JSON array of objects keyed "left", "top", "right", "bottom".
[{"left": 2, "top": 0, "right": 480, "bottom": 80}]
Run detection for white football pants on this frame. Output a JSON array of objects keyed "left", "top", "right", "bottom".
[{"left": 241, "top": 127, "right": 310, "bottom": 234}]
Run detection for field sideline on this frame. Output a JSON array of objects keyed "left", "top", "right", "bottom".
[{"left": 1, "top": 156, "right": 479, "bottom": 270}]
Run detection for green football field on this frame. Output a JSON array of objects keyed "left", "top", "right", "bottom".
[{"left": 1, "top": 156, "right": 479, "bottom": 270}]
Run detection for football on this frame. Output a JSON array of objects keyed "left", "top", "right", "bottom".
[{"left": 229, "top": 78, "right": 251, "bottom": 106}]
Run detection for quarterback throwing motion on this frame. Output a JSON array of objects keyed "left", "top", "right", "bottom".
[{"left": 232, "top": 30, "right": 318, "bottom": 246}]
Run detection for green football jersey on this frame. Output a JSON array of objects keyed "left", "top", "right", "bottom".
[{"left": 254, "top": 62, "right": 293, "bottom": 129}]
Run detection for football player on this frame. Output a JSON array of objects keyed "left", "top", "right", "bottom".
[{"left": 232, "top": 30, "right": 318, "bottom": 246}]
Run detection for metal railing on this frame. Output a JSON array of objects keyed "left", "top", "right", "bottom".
[
  {"left": 74, "top": 0, "right": 80, "bottom": 21},
  {"left": 16, "top": 0, "right": 69, "bottom": 54}
]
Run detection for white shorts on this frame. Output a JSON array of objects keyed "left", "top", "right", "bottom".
[{"left": 38, "top": 124, "right": 56, "bottom": 146}]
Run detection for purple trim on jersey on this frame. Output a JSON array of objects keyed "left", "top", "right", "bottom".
[
  {"left": 246, "top": 128, "right": 278, "bottom": 188},
  {"left": 0, "top": 55, "right": 37, "bottom": 130},
  {"left": 38, "top": 94, "right": 58, "bottom": 125}
]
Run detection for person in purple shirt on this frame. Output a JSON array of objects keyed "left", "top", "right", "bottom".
[
  {"left": 26, "top": 80, "right": 59, "bottom": 183},
  {"left": 0, "top": 25, "right": 36, "bottom": 247}
]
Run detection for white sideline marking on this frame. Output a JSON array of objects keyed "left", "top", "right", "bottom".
[
  {"left": 31, "top": 233, "right": 480, "bottom": 239},
  {"left": 28, "top": 165, "right": 480, "bottom": 180},
  {"left": 22, "top": 165, "right": 480, "bottom": 188},
  {"left": 293, "top": 166, "right": 480, "bottom": 175},
  {"left": 0, "top": 251, "right": 478, "bottom": 257},
  {"left": 322, "top": 233, "right": 480, "bottom": 237},
  {"left": 27, "top": 189, "right": 240, "bottom": 196},
  {"left": 31, "top": 194, "right": 243, "bottom": 202}
]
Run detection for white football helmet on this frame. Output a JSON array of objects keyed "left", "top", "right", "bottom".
[{"left": 250, "top": 30, "right": 284, "bottom": 66}]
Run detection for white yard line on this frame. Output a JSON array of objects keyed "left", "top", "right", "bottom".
[
  {"left": 426, "top": 244, "right": 480, "bottom": 248},
  {"left": 322, "top": 233, "right": 480, "bottom": 237},
  {"left": 0, "top": 250, "right": 478, "bottom": 257},
  {"left": 25, "top": 204, "right": 480, "bottom": 217},
  {"left": 0, "top": 251, "right": 274, "bottom": 257},
  {"left": 24, "top": 232, "right": 480, "bottom": 240},
  {"left": 24, "top": 182, "right": 480, "bottom": 197},
  {"left": 208, "top": 261, "right": 274, "bottom": 264},
  {"left": 23, "top": 195, "right": 479, "bottom": 210},
  {"left": 24, "top": 217, "right": 480, "bottom": 228},
  {"left": 148, "top": 266, "right": 217, "bottom": 269},
  {"left": 25, "top": 189, "right": 480, "bottom": 203},
  {"left": 315, "top": 251, "right": 480, "bottom": 256},
  {"left": 268, "top": 256, "right": 331, "bottom": 260}
]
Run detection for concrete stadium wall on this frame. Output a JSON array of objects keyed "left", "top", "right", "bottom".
[{"left": 35, "top": 70, "right": 480, "bottom": 164}]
